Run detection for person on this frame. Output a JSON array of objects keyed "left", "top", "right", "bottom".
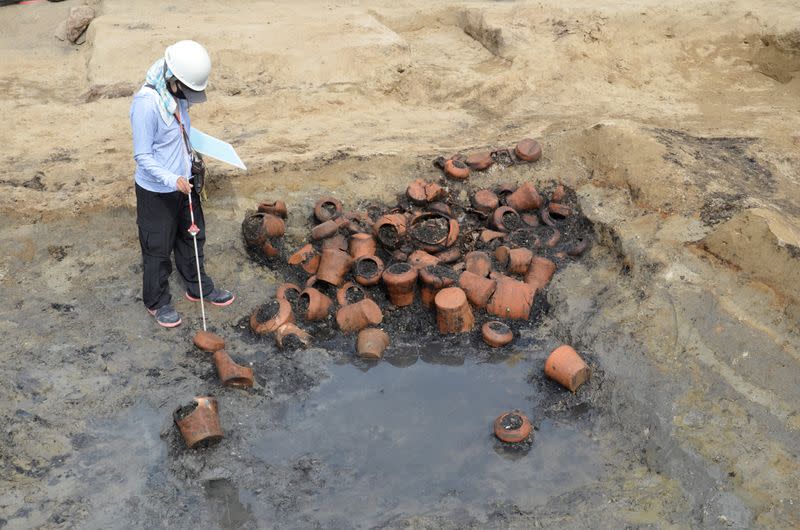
[{"left": 130, "top": 40, "right": 234, "bottom": 328}]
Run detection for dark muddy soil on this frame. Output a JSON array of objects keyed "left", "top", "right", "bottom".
[
  {"left": 355, "top": 258, "right": 379, "bottom": 277},
  {"left": 256, "top": 299, "right": 280, "bottom": 321},
  {"left": 410, "top": 216, "right": 449, "bottom": 245}
]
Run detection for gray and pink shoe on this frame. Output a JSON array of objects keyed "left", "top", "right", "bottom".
[
  {"left": 148, "top": 304, "right": 182, "bottom": 328},
  {"left": 185, "top": 288, "right": 235, "bottom": 307}
]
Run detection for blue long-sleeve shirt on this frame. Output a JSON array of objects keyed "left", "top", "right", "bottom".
[{"left": 130, "top": 87, "right": 192, "bottom": 193}]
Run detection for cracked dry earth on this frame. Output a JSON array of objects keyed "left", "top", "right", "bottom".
[{"left": 2, "top": 0, "right": 800, "bottom": 528}]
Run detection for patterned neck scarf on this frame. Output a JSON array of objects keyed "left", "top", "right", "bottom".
[{"left": 144, "top": 58, "right": 177, "bottom": 126}]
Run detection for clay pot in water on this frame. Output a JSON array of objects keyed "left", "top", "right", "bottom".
[
  {"left": 444, "top": 159, "right": 470, "bottom": 180},
  {"left": 506, "top": 182, "right": 542, "bottom": 212},
  {"left": 213, "top": 350, "right": 254, "bottom": 389},
  {"left": 174, "top": 397, "right": 223, "bottom": 448},
  {"left": 353, "top": 255, "right": 384, "bottom": 287},
  {"left": 382, "top": 262, "right": 418, "bottom": 306},
  {"left": 407, "top": 179, "right": 445, "bottom": 205},
  {"left": 299, "top": 287, "right": 333, "bottom": 321},
  {"left": 548, "top": 202, "right": 572, "bottom": 220},
  {"left": 544, "top": 344, "right": 590, "bottom": 392},
  {"left": 418, "top": 264, "right": 459, "bottom": 308},
  {"left": 373, "top": 213, "right": 407, "bottom": 249},
  {"left": 287, "top": 244, "right": 320, "bottom": 274},
  {"left": 434, "top": 246, "right": 461, "bottom": 264},
  {"left": 482, "top": 321, "right": 514, "bottom": 348},
  {"left": 356, "top": 328, "right": 390, "bottom": 360},
  {"left": 472, "top": 189, "right": 499, "bottom": 214},
  {"left": 428, "top": 201, "right": 452, "bottom": 218},
  {"left": 479, "top": 229, "right": 506, "bottom": 244},
  {"left": 336, "top": 298, "right": 384, "bottom": 333},
  {"left": 250, "top": 298, "right": 295, "bottom": 335},
  {"left": 349, "top": 232, "right": 377, "bottom": 259},
  {"left": 486, "top": 276, "right": 535, "bottom": 320},
  {"left": 275, "top": 323, "right": 312, "bottom": 350},
  {"left": 524, "top": 256, "right": 556, "bottom": 290},
  {"left": 493, "top": 411, "right": 532, "bottom": 443},
  {"left": 458, "top": 270, "right": 497, "bottom": 308},
  {"left": 257, "top": 200, "right": 288, "bottom": 218},
  {"left": 311, "top": 218, "right": 344, "bottom": 240},
  {"left": 434, "top": 287, "right": 475, "bottom": 334},
  {"left": 316, "top": 248, "right": 354, "bottom": 286},
  {"left": 337, "top": 281, "right": 367, "bottom": 306},
  {"left": 465, "top": 151, "right": 494, "bottom": 171},
  {"left": 193, "top": 330, "right": 225, "bottom": 352},
  {"left": 313, "top": 197, "right": 343, "bottom": 223},
  {"left": 407, "top": 249, "right": 440, "bottom": 270},
  {"left": 321, "top": 233, "right": 349, "bottom": 252},
  {"left": 495, "top": 246, "right": 533, "bottom": 275},
  {"left": 465, "top": 250, "right": 492, "bottom": 277},
  {"left": 514, "top": 138, "right": 542, "bottom": 162},
  {"left": 490, "top": 206, "right": 522, "bottom": 232},
  {"left": 409, "top": 212, "right": 459, "bottom": 253}
]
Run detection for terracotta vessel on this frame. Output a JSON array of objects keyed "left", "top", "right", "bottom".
[
  {"left": 300, "top": 287, "right": 333, "bottom": 321},
  {"left": 548, "top": 202, "right": 572, "bottom": 219},
  {"left": 257, "top": 200, "right": 288, "bottom": 218},
  {"left": 356, "top": 328, "right": 390, "bottom": 360},
  {"left": 495, "top": 246, "right": 533, "bottom": 275},
  {"left": 472, "top": 189, "right": 499, "bottom": 214},
  {"left": 407, "top": 249, "right": 440, "bottom": 270},
  {"left": 316, "top": 248, "right": 354, "bottom": 286},
  {"left": 353, "top": 255, "right": 385, "bottom": 286},
  {"left": 506, "top": 182, "right": 542, "bottom": 212},
  {"left": 261, "top": 239, "right": 280, "bottom": 258},
  {"left": 482, "top": 321, "right": 514, "bottom": 348},
  {"left": 287, "top": 244, "right": 320, "bottom": 274},
  {"left": 213, "top": 350, "right": 254, "bottom": 389},
  {"left": 275, "top": 323, "right": 312, "bottom": 349},
  {"left": 336, "top": 298, "right": 384, "bottom": 333},
  {"left": 444, "top": 159, "right": 470, "bottom": 180},
  {"left": 250, "top": 298, "right": 295, "bottom": 335},
  {"left": 313, "top": 197, "right": 343, "bottom": 223},
  {"left": 495, "top": 182, "right": 516, "bottom": 200},
  {"left": 311, "top": 218, "right": 342, "bottom": 240},
  {"left": 514, "top": 138, "right": 542, "bottom": 162},
  {"left": 521, "top": 213, "right": 539, "bottom": 227},
  {"left": 373, "top": 213, "right": 407, "bottom": 249},
  {"left": 407, "top": 179, "right": 445, "bottom": 204},
  {"left": 409, "top": 212, "right": 459, "bottom": 253},
  {"left": 242, "top": 212, "right": 285, "bottom": 246},
  {"left": 174, "top": 397, "right": 223, "bottom": 448},
  {"left": 434, "top": 246, "right": 461, "bottom": 264},
  {"left": 321, "top": 233, "right": 348, "bottom": 252},
  {"left": 465, "top": 151, "right": 494, "bottom": 171},
  {"left": 336, "top": 281, "right": 367, "bottom": 306},
  {"left": 486, "top": 276, "right": 535, "bottom": 320},
  {"left": 344, "top": 211, "right": 373, "bottom": 234},
  {"left": 382, "top": 262, "right": 418, "bottom": 306},
  {"left": 434, "top": 287, "right": 475, "bottom": 334},
  {"left": 418, "top": 265, "right": 458, "bottom": 308},
  {"left": 479, "top": 229, "right": 506, "bottom": 244},
  {"left": 551, "top": 184, "right": 566, "bottom": 202},
  {"left": 458, "top": 270, "right": 497, "bottom": 308},
  {"left": 349, "top": 232, "right": 377, "bottom": 259},
  {"left": 524, "top": 257, "right": 556, "bottom": 290},
  {"left": 491, "top": 206, "right": 521, "bottom": 232},
  {"left": 193, "top": 330, "right": 225, "bottom": 352},
  {"left": 544, "top": 344, "right": 590, "bottom": 392},
  {"left": 428, "top": 202, "right": 452, "bottom": 218},
  {"left": 493, "top": 411, "right": 532, "bottom": 443},
  {"left": 276, "top": 282, "right": 302, "bottom": 302},
  {"left": 465, "top": 251, "right": 492, "bottom": 277}
]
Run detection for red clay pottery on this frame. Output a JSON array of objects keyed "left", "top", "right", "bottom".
[
  {"left": 521, "top": 213, "right": 539, "bottom": 227},
  {"left": 418, "top": 264, "right": 459, "bottom": 308},
  {"left": 257, "top": 200, "right": 288, "bottom": 218},
  {"left": 305, "top": 275, "right": 318, "bottom": 288},
  {"left": 566, "top": 238, "right": 590, "bottom": 257},
  {"left": 458, "top": 270, "right": 497, "bottom": 308},
  {"left": 373, "top": 213, "right": 407, "bottom": 249},
  {"left": 465, "top": 251, "right": 491, "bottom": 277},
  {"left": 356, "top": 328, "right": 390, "bottom": 360},
  {"left": 407, "top": 249, "right": 440, "bottom": 270},
  {"left": 479, "top": 229, "right": 506, "bottom": 244},
  {"left": 242, "top": 212, "right": 285, "bottom": 246},
  {"left": 261, "top": 239, "right": 280, "bottom": 258},
  {"left": 336, "top": 298, "right": 383, "bottom": 333},
  {"left": 316, "top": 248, "right": 354, "bottom": 286},
  {"left": 321, "top": 233, "right": 349, "bottom": 252},
  {"left": 174, "top": 397, "right": 223, "bottom": 448},
  {"left": 487, "top": 276, "right": 535, "bottom": 320},
  {"left": 506, "top": 182, "right": 542, "bottom": 212},
  {"left": 407, "top": 179, "right": 445, "bottom": 205},
  {"left": 495, "top": 182, "right": 516, "bottom": 200},
  {"left": 472, "top": 189, "right": 499, "bottom": 214},
  {"left": 428, "top": 202, "right": 452, "bottom": 218},
  {"left": 276, "top": 282, "right": 302, "bottom": 302},
  {"left": 382, "top": 262, "right": 418, "bottom": 306},
  {"left": 337, "top": 281, "right": 367, "bottom": 306},
  {"left": 353, "top": 255, "right": 384, "bottom": 286},
  {"left": 548, "top": 202, "right": 572, "bottom": 219},
  {"left": 275, "top": 323, "right": 312, "bottom": 349},
  {"left": 493, "top": 411, "right": 532, "bottom": 443},
  {"left": 444, "top": 159, "right": 470, "bottom": 180},
  {"left": 409, "top": 212, "right": 459, "bottom": 253},
  {"left": 250, "top": 298, "right": 295, "bottom": 335},
  {"left": 491, "top": 206, "right": 522, "bottom": 232},
  {"left": 349, "top": 232, "right": 377, "bottom": 259},
  {"left": 545, "top": 344, "right": 590, "bottom": 392},
  {"left": 213, "top": 350, "right": 254, "bottom": 389},
  {"left": 299, "top": 287, "right": 333, "bottom": 321},
  {"left": 435, "top": 287, "right": 475, "bottom": 334},
  {"left": 434, "top": 246, "right": 461, "bottom": 264},
  {"left": 482, "top": 321, "right": 513, "bottom": 348},
  {"left": 524, "top": 257, "right": 556, "bottom": 290},
  {"left": 514, "top": 138, "right": 542, "bottom": 162},
  {"left": 193, "top": 330, "right": 225, "bottom": 352},
  {"left": 311, "top": 218, "right": 342, "bottom": 240},
  {"left": 495, "top": 246, "right": 533, "bottom": 275},
  {"left": 465, "top": 151, "right": 494, "bottom": 171},
  {"left": 551, "top": 184, "right": 566, "bottom": 202},
  {"left": 287, "top": 244, "right": 320, "bottom": 274},
  {"left": 313, "top": 197, "right": 343, "bottom": 223}
]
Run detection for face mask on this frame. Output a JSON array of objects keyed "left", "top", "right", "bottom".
[{"left": 168, "top": 80, "right": 187, "bottom": 100}]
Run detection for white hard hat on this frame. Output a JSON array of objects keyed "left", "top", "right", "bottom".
[{"left": 164, "top": 40, "right": 211, "bottom": 91}]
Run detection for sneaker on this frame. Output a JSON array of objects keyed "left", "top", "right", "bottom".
[
  {"left": 185, "top": 288, "right": 235, "bottom": 307},
  {"left": 148, "top": 304, "right": 182, "bottom": 328}
]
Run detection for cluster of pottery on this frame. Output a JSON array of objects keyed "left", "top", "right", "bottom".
[{"left": 434, "top": 137, "right": 543, "bottom": 181}]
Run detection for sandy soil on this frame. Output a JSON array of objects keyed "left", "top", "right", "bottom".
[{"left": 1, "top": 0, "right": 800, "bottom": 528}]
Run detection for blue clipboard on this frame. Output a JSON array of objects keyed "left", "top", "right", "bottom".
[{"left": 189, "top": 128, "right": 247, "bottom": 170}]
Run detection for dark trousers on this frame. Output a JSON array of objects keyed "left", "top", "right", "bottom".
[{"left": 136, "top": 183, "right": 214, "bottom": 310}]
